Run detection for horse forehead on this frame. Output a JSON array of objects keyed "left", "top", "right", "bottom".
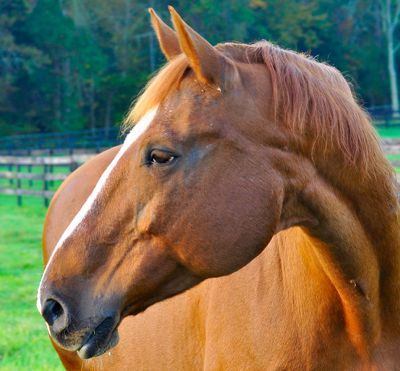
[
  {"left": 154, "top": 101, "right": 217, "bottom": 137},
  {"left": 157, "top": 75, "right": 254, "bottom": 137}
]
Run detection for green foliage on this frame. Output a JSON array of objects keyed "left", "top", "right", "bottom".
[
  {"left": 248, "top": 0, "right": 329, "bottom": 49},
  {"left": 0, "top": 0, "right": 398, "bottom": 136}
]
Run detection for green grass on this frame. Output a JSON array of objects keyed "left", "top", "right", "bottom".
[
  {"left": 386, "top": 154, "right": 400, "bottom": 160},
  {"left": 0, "top": 195, "right": 63, "bottom": 370},
  {"left": 376, "top": 126, "right": 400, "bottom": 138}
]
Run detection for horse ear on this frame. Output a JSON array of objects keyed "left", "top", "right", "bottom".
[
  {"left": 149, "top": 8, "right": 181, "bottom": 61},
  {"left": 169, "top": 6, "right": 223, "bottom": 86}
]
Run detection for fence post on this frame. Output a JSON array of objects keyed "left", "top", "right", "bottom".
[
  {"left": 7, "top": 149, "right": 13, "bottom": 186},
  {"left": 385, "top": 109, "right": 390, "bottom": 128},
  {"left": 8, "top": 162, "right": 13, "bottom": 186},
  {"left": 28, "top": 148, "right": 33, "bottom": 188},
  {"left": 49, "top": 148, "right": 54, "bottom": 187},
  {"left": 43, "top": 164, "right": 49, "bottom": 208},
  {"left": 16, "top": 164, "right": 22, "bottom": 206},
  {"left": 70, "top": 159, "right": 78, "bottom": 173}
]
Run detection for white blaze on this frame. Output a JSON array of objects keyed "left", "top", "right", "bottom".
[{"left": 37, "top": 107, "right": 158, "bottom": 312}]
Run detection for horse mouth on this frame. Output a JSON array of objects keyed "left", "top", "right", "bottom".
[{"left": 77, "top": 316, "right": 120, "bottom": 359}]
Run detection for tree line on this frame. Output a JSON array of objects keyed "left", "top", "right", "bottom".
[{"left": 0, "top": 0, "right": 399, "bottom": 136}]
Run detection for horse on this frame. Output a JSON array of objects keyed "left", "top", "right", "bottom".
[{"left": 37, "top": 7, "right": 400, "bottom": 370}]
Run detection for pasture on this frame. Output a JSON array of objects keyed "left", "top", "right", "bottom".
[
  {"left": 0, "top": 195, "right": 62, "bottom": 370},
  {"left": 377, "top": 126, "right": 400, "bottom": 138},
  {"left": 0, "top": 128, "right": 399, "bottom": 370}
]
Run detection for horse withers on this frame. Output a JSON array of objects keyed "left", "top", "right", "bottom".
[{"left": 37, "top": 7, "right": 400, "bottom": 370}]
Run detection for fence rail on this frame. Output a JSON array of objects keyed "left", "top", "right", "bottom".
[
  {"left": 0, "top": 127, "right": 122, "bottom": 155},
  {"left": 367, "top": 107, "right": 400, "bottom": 127},
  {"left": 0, "top": 188, "right": 55, "bottom": 198},
  {"left": 0, "top": 154, "right": 94, "bottom": 166},
  {"left": 0, "top": 171, "right": 68, "bottom": 181},
  {"left": 2, "top": 136, "right": 400, "bottom": 207}
]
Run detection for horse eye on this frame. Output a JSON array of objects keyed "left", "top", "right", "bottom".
[{"left": 149, "top": 149, "right": 176, "bottom": 165}]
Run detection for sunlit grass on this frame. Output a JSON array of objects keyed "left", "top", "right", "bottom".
[
  {"left": 386, "top": 154, "right": 400, "bottom": 160},
  {"left": 0, "top": 195, "right": 63, "bottom": 370},
  {"left": 376, "top": 126, "right": 400, "bottom": 138}
]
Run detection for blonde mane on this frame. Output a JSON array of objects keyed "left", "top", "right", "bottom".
[{"left": 124, "top": 41, "right": 395, "bottom": 198}]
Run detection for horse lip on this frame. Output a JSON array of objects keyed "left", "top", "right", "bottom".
[
  {"left": 121, "top": 302, "right": 141, "bottom": 317},
  {"left": 121, "top": 299, "right": 149, "bottom": 317},
  {"left": 77, "top": 316, "right": 119, "bottom": 359}
]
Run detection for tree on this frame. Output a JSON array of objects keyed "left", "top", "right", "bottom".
[
  {"left": 312, "top": 0, "right": 390, "bottom": 106},
  {"left": 0, "top": 0, "right": 47, "bottom": 134},
  {"left": 23, "top": 0, "right": 108, "bottom": 131},
  {"left": 379, "top": 0, "right": 400, "bottom": 111},
  {"left": 0, "top": 0, "right": 398, "bottom": 136}
]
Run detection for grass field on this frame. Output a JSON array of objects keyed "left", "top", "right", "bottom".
[
  {"left": 0, "top": 195, "right": 63, "bottom": 370},
  {"left": 376, "top": 126, "right": 400, "bottom": 138}
]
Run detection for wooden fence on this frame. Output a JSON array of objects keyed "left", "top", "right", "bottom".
[
  {"left": 0, "top": 154, "right": 95, "bottom": 206},
  {"left": 381, "top": 139, "right": 400, "bottom": 154},
  {"left": 1, "top": 140, "right": 400, "bottom": 207},
  {"left": 0, "top": 127, "right": 121, "bottom": 155}
]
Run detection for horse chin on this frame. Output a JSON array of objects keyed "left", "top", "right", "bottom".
[
  {"left": 77, "top": 329, "right": 119, "bottom": 359},
  {"left": 75, "top": 302, "right": 149, "bottom": 359},
  {"left": 76, "top": 316, "right": 120, "bottom": 359}
]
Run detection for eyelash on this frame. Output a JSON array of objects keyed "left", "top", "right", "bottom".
[{"left": 147, "top": 149, "right": 177, "bottom": 166}]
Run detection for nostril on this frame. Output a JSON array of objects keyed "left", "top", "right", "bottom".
[{"left": 42, "top": 298, "right": 64, "bottom": 326}]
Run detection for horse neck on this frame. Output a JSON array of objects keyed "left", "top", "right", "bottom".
[
  {"left": 345, "top": 173, "right": 400, "bottom": 323},
  {"left": 324, "top": 160, "right": 400, "bottom": 269},
  {"left": 277, "top": 150, "right": 400, "bottom": 361},
  {"left": 308, "top": 154, "right": 400, "bottom": 332}
]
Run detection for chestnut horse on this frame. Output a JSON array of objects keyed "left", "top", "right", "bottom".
[{"left": 38, "top": 7, "right": 400, "bottom": 370}]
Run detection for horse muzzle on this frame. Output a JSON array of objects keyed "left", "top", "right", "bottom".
[{"left": 39, "top": 291, "right": 120, "bottom": 359}]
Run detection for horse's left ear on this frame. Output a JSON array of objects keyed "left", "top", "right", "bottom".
[
  {"left": 169, "top": 6, "right": 224, "bottom": 87},
  {"left": 149, "top": 8, "right": 181, "bottom": 60}
]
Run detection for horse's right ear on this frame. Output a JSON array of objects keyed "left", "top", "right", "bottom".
[{"left": 149, "top": 8, "right": 181, "bottom": 60}]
